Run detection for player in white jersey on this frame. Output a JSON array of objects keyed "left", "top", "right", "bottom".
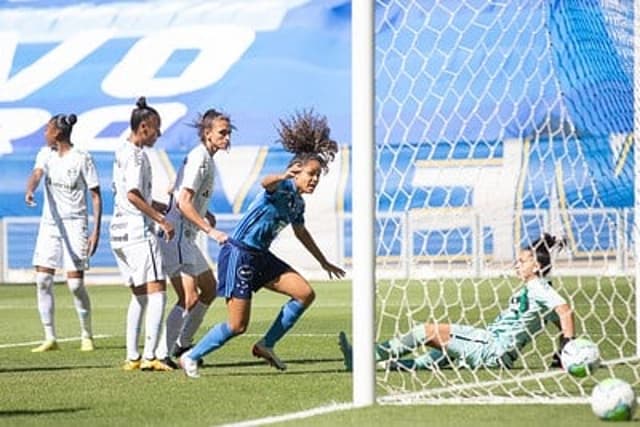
[
  {"left": 110, "top": 97, "right": 175, "bottom": 372},
  {"left": 339, "top": 233, "right": 576, "bottom": 371},
  {"left": 25, "top": 114, "right": 102, "bottom": 353},
  {"left": 155, "top": 109, "right": 230, "bottom": 368}
]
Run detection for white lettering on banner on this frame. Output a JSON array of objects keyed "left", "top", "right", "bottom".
[
  {"left": 0, "top": 108, "right": 51, "bottom": 154},
  {"left": 72, "top": 103, "right": 188, "bottom": 152},
  {"left": 102, "top": 26, "right": 255, "bottom": 98},
  {"left": 0, "top": 31, "right": 113, "bottom": 102}
]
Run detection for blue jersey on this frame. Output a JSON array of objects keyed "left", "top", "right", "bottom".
[{"left": 231, "top": 179, "right": 305, "bottom": 250}]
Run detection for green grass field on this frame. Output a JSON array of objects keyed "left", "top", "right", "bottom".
[{"left": 0, "top": 279, "right": 633, "bottom": 426}]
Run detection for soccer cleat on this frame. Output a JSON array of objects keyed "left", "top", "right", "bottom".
[
  {"left": 179, "top": 352, "right": 200, "bottom": 379},
  {"left": 173, "top": 345, "right": 204, "bottom": 367},
  {"left": 31, "top": 340, "right": 59, "bottom": 353},
  {"left": 123, "top": 358, "right": 141, "bottom": 371},
  {"left": 252, "top": 341, "right": 287, "bottom": 371},
  {"left": 140, "top": 358, "right": 174, "bottom": 372},
  {"left": 162, "top": 357, "right": 179, "bottom": 370},
  {"left": 80, "top": 338, "right": 95, "bottom": 352},
  {"left": 338, "top": 331, "right": 353, "bottom": 372}
]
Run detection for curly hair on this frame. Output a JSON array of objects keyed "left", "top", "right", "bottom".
[
  {"left": 277, "top": 109, "right": 338, "bottom": 174},
  {"left": 527, "top": 233, "right": 567, "bottom": 277}
]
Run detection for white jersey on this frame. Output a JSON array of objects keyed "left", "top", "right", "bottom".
[
  {"left": 166, "top": 143, "right": 215, "bottom": 240},
  {"left": 110, "top": 141, "right": 154, "bottom": 247},
  {"left": 35, "top": 145, "right": 100, "bottom": 224}
]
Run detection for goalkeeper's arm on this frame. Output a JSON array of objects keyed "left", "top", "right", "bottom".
[{"left": 550, "top": 303, "right": 576, "bottom": 367}]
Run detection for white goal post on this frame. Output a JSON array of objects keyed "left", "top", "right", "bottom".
[{"left": 352, "top": 0, "right": 640, "bottom": 405}]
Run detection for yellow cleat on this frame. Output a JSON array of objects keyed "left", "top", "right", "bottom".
[
  {"left": 31, "top": 340, "right": 59, "bottom": 353},
  {"left": 80, "top": 338, "right": 95, "bottom": 352},
  {"left": 123, "top": 358, "right": 141, "bottom": 371},
  {"left": 140, "top": 358, "right": 174, "bottom": 372}
]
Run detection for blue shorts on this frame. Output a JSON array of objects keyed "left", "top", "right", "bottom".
[{"left": 217, "top": 238, "right": 292, "bottom": 299}]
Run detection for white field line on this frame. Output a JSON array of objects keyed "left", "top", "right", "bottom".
[
  {"left": 217, "top": 402, "right": 353, "bottom": 427},
  {"left": 0, "top": 334, "right": 111, "bottom": 349}
]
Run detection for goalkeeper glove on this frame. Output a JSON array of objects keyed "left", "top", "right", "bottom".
[{"left": 550, "top": 335, "right": 574, "bottom": 368}]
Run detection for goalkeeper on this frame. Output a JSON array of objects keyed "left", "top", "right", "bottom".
[{"left": 339, "top": 233, "right": 575, "bottom": 371}]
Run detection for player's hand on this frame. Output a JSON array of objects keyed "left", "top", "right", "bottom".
[
  {"left": 159, "top": 219, "right": 175, "bottom": 241},
  {"left": 88, "top": 231, "right": 100, "bottom": 256},
  {"left": 284, "top": 162, "right": 303, "bottom": 179},
  {"left": 25, "top": 191, "right": 37, "bottom": 207},
  {"left": 321, "top": 261, "right": 346, "bottom": 279},
  {"left": 207, "top": 229, "right": 228, "bottom": 244}
]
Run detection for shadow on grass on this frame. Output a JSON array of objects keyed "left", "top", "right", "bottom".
[
  {"left": 0, "top": 407, "right": 90, "bottom": 417},
  {"left": 0, "top": 365, "right": 107, "bottom": 374},
  {"left": 195, "top": 356, "right": 346, "bottom": 376}
]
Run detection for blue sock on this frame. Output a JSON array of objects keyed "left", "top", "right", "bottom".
[
  {"left": 263, "top": 299, "right": 306, "bottom": 348},
  {"left": 189, "top": 322, "right": 234, "bottom": 361}
]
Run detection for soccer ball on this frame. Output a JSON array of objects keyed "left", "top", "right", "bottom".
[
  {"left": 560, "top": 337, "right": 600, "bottom": 377},
  {"left": 591, "top": 378, "right": 637, "bottom": 421}
]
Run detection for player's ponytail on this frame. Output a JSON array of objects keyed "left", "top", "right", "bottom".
[
  {"left": 277, "top": 109, "right": 338, "bottom": 174},
  {"left": 191, "top": 108, "right": 234, "bottom": 147},
  {"left": 528, "top": 233, "right": 566, "bottom": 277},
  {"left": 130, "top": 96, "right": 160, "bottom": 131}
]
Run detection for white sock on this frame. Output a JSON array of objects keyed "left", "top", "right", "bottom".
[
  {"left": 142, "top": 291, "right": 166, "bottom": 360},
  {"left": 178, "top": 301, "right": 209, "bottom": 348},
  {"left": 67, "top": 278, "right": 92, "bottom": 339},
  {"left": 126, "top": 294, "right": 147, "bottom": 361},
  {"left": 164, "top": 304, "right": 185, "bottom": 357},
  {"left": 35, "top": 272, "right": 55, "bottom": 341}
]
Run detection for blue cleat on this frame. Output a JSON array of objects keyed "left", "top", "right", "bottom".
[{"left": 338, "top": 331, "right": 353, "bottom": 372}]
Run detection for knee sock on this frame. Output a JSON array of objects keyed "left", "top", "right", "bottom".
[
  {"left": 160, "top": 304, "right": 185, "bottom": 358},
  {"left": 142, "top": 291, "right": 166, "bottom": 360},
  {"left": 67, "top": 278, "right": 92, "bottom": 339},
  {"left": 262, "top": 299, "right": 306, "bottom": 348},
  {"left": 36, "top": 272, "right": 56, "bottom": 341},
  {"left": 126, "top": 294, "right": 147, "bottom": 361},
  {"left": 178, "top": 301, "right": 209, "bottom": 349},
  {"left": 376, "top": 323, "right": 427, "bottom": 361},
  {"left": 189, "top": 322, "right": 234, "bottom": 361}
]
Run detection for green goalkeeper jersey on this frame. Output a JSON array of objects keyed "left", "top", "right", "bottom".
[{"left": 488, "top": 277, "right": 566, "bottom": 352}]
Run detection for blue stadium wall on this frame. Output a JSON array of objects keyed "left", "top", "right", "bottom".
[{"left": 0, "top": 0, "right": 634, "bottom": 270}]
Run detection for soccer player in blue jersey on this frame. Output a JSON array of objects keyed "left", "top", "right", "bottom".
[
  {"left": 338, "top": 233, "right": 575, "bottom": 371},
  {"left": 179, "top": 110, "right": 346, "bottom": 378}
]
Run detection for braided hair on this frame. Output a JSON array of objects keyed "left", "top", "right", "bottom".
[
  {"left": 50, "top": 114, "right": 77, "bottom": 140},
  {"left": 527, "top": 233, "right": 566, "bottom": 277},
  {"left": 277, "top": 109, "right": 338, "bottom": 174},
  {"left": 130, "top": 96, "right": 160, "bottom": 132}
]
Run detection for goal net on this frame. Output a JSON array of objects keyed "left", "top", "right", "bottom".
[{"left": 372, "top": 0, "right": 638, "bottom": 404}]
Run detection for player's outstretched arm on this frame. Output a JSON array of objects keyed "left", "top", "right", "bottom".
[
  {"left": 262, "top": 163, "right": 302, "bottom": 193},
  {"left": 292, "top": 224, "right": 345, "bottom": 279},
  {"left": 88, "top": 186, "right": 102, "bottom": 256}
]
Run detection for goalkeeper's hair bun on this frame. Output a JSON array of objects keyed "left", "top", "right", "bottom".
[
  {"left": 528, "top": 233, "right": 566, "bottom": 277},
  {"left": 277, "top": 109, "right": 338, "bottom": 174}
]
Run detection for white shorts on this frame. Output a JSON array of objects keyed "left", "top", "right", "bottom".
[
  {"left": 111, "top": 237, "right": 165, "bottom": 287},
  {"left": 32, "top": 219, "right": 89, "bottom": 271},
  {"left": 159, "top": 237, "right": 210, "bottom": 278}
]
